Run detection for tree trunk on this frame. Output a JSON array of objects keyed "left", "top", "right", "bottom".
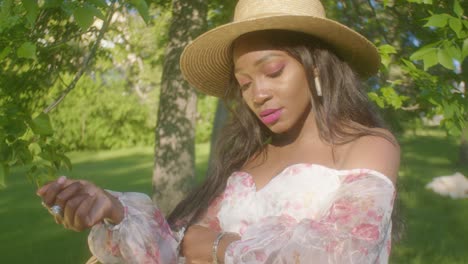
[{"left": 152, "top": 0, "right": 207, "bottom": 214}]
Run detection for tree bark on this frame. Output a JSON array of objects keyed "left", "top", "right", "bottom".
[{"left": 152, "top": 0, "right": 207, "bottom": 214}]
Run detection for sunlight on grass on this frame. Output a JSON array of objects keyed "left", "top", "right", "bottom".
[
  {"left": 0, "top": 143, "right": 210, "bottom": 264},
  {"left": 391, "top": 129, "right": 468, "bottom": 264}
]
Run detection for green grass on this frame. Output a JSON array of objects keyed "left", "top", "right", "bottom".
[
  {"left": 0, "top": 144, "right": 211, "bottom": 264},
  {"left": 1, "top": 132, "right": 467, "bottom": 263},
  {"left": 391, "top": 129, "right": 468, "bottom": 264}
]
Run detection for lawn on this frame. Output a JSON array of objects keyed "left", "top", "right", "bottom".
[{"left": 0, "top": 131, "right": 467, "bottom": 263}]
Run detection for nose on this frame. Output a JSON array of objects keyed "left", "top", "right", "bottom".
[{"left": 251, "top": 80, "right": 272, "bottom": 105}]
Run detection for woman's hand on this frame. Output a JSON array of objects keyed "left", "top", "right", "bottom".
[
  {"left": 182, "top": 225, "right": 240, "bottom": 264},
  {"left": 36, "top": 176, "right": 124, "bottom": 232}
]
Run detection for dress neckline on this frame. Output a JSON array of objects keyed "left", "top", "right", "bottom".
[{"left": 234, "top": 163, "right": 394, "bottom": 192}]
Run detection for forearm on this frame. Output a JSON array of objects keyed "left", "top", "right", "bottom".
[{"left": 89, "top": 191, "right": 179, "bottom": 263}]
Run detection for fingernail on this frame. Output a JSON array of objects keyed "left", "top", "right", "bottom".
[{"left": 57, "top": 176, "right": 67, "bottom": 184}]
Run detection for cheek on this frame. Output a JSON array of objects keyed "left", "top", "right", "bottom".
[{"left": 241, "top": 92, "right": 256, "bottom": 112}]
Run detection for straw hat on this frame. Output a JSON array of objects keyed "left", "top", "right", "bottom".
[{"left": 180, "top": 0, "right": 380, "bottom": 98}]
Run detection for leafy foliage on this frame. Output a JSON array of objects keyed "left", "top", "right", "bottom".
[
  {"left": 49, "top": 74, "right": 156, "bottom": 150},
  {"left": 0, "top": 0, "right": 155, "bottom": 187},
  {"left": 327, "top": 0, "right": 467, "bottom": 136}
]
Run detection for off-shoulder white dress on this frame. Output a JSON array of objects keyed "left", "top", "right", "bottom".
[{"left": 88, "top": 163, "right": 396, "bottom": 264}]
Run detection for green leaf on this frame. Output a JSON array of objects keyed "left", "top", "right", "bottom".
[
  {"left": 88, "top": 0, "right": 107, "bottom": 8},
  {"left": 381, "top": 54, "right": 391, "bottom": 68},
  {"left": 463, "top": 38, "right": 468, "bottom": 60},
  {"left": 22, "top": 0, "right": 39, "bottom": 25},
  {"left": 449, "top": 17, "right": 462, "bottom": 38},
  {"left": 58, "top": 154, "right": 72, "bottom": 170},
  {"left": 130, "top": 0, "right": 150, "bottom": 23},
  {"left": 73, "top": 6, "right": 95, "bottom": 30},
  {"left": 422, "top": 49, "right": 438, "bottom": 70},
  {"left": 17, "top": 42, "right": 37, "bottom": 60},
  {"left": 378, "top": 44, "right": 397, "bottom": 54},
  {"left": 445, "top": 43, "right": 461, "bottom": 61},
  {"left": 453, "top": 0, "right": 463, "bottom": 17},
  {"left": 382, "top": 0, "right": 392, "bottom": 7},
  {"left": 14, "top": 141, "right": 33, "bottom": 165},
  {"left": 43, "top": 0, "right": 62, "bottom": 8},
  {"left": 5, "top": 121, "right": 28, "bottom": 137},
  {"left": 438, "top": 48, "right": 454, "bottom": 70},
  {"left": 410, "top": 44, "right": 438, "bottom": 60},
  {"left": 30, "top": 113, "right": 54, "bottom": 136},
  {"left": 368, "top": 92, "right": 385, "bottom": 108},
  {"left": 0, "top": 46, "right": 12, "bottom": 60},
  {"left": 424, "top": 14, "right": 449, "bottom": 28},
  {"left": 84, "top": 3, "right": 105, "bottom": 20}
]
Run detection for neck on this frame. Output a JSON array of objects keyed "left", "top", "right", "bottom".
[{"left": 271, "top": 109, "right": 322, "bottom": 147}]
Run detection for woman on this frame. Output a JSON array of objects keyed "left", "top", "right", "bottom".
[{"left": 37, "top": 0, "right": 400, "bottom": 263}]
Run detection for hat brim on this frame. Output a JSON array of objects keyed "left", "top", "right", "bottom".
[{"left": 180, "top": 15, "right": 380, "bottom": 97}]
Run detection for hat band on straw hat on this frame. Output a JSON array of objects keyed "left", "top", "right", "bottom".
[{"left": 180, "top": 0, "right": 380, "bottom": 98}]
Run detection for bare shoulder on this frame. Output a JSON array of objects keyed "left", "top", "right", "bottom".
[{"left": 340, "top": 128, "right": 400, "bottom": 184}]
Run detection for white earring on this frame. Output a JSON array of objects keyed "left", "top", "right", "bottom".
[{"left": 314, "top": 69, "right": 322, "bottom": 97}]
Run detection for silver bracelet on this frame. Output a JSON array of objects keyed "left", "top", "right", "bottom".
[{"left": 212, "top": 232, "right": 228, "bottom": 264}]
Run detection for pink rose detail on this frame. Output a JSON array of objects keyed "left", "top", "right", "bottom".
[
  {"left": 327, "top": 199, "right": 356, "bottom": 224},
  {"left": 351, "top": 223, "right": 380, "bottom": 241},
  {"left": 325, "top": 240, "right": 339, "bottom": 253},
  {"left": 255, "top": 251, "right": 268, "bottom": 261},
  {"left": 359, "top": 246, "right": 369, "bottom": 256},
  {"left": 241, "top": 175, "right": 254, "bottom": 187},
  {"left": 344, "top": 172, "right": 367, "bottom": 184},
  {"left": 239, "top": 220, "right": 249, "bottom": 235},
  {"left": 241, "top": 245, "right": 250, "bottom": 254}
]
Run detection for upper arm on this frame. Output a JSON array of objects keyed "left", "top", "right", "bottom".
[{"left": 340, "top": 129, "right": 400, "bottom": 185}]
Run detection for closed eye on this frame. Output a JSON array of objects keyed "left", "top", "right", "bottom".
[
  {"left": 267, "top": 67, "right": 284, "bottom": 78},
  {"left": 239, "top": 82, "right": 251, "bottom": 91}
]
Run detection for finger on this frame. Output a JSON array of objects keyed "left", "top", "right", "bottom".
[
  {"left": 53, "top": 213, "right": 63, "bottom": 225},
  {"left": 54, "top": 181, "right": 84, "bottom": 210},
  {"left": 73, "top": 193, "right": 97, "bottom": 231},
  {"left": 41, "top": 176, "right": 68, "bottom": 207},
  {"left": 62, "top": 194, "right": 89, "bottom": 231},
  {"left": 37, "top": 176, "right": 67, "bottom": 196}
]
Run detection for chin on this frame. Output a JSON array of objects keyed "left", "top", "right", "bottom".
[{"left": 266, "top": 122, "right": 289, "bottom": 134}]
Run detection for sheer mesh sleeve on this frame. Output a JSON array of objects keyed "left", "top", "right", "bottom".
[
  {"left": 88, "top": 191, "right": 179, "bottom": 264},
  {"left": 224, "top": 171, "right": 396, "bottom": 263}
]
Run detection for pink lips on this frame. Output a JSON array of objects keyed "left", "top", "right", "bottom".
[{"left": 260, "top": 108, "right": 282, "bottom": 125}]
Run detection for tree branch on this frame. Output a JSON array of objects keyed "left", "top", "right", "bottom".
[{"left": 43, "top": 3, "right": 116, "bottom": 114}]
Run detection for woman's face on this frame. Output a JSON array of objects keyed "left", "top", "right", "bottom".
[{"left": 233, "top": 33, "right": 313, "bottom": 135}]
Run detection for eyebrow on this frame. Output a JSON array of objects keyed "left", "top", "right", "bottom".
[{"left": 234, "top": 53, "right": 283, "bottom": 73}]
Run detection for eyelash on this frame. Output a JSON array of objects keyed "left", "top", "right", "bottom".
[
  {"left": 239, "top": 66, "right": 285, "bottom": 90},
  {"left": 267, "top": 67, "right": 284, "bottom": 78}
]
